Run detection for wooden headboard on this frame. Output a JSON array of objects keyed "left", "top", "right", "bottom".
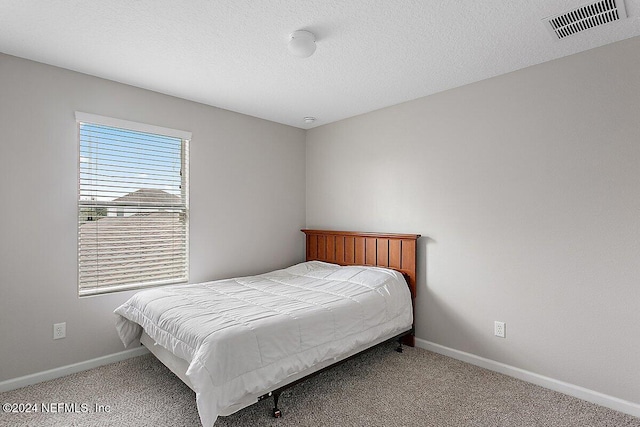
[{"left": 301, "top": 229, "right": 421, "bottom": 298}]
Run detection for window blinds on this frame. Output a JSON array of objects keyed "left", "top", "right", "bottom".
[{"left": 77, "top": 113, "right": 190, "bottom": 295}]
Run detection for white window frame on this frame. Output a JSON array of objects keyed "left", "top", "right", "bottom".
[{"left": 76, "top": 112, "right": 191, "bottom": 296}]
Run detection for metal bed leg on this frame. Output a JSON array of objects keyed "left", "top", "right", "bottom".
[
  {"left": 272, "top": 390, "right": 282, "bottom": 418},
  {"left": 256, "top": 332, "right": 412, "bottom": 418}
]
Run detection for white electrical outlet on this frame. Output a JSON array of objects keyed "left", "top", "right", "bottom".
[
  {"left": 494, "top": 321, "right": 506, "bottom": 338},
  {"left": 53, "top": 322, "right": 66, "bottom": 340}
]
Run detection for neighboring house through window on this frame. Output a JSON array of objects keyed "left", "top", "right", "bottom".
[{"left": 76, "top": 112, "right": 190, "bottom": 296}]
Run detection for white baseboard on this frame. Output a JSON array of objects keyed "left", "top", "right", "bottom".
[
  {"left": 0, "top": 346, "right": 149, "bottom": 393},
  {"left": 415, "top": 338, "right": 640, "bottom": 419}
]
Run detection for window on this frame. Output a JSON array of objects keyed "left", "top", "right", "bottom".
[{"left": 76, "top": 112, "right": 190, "bottom": 296}]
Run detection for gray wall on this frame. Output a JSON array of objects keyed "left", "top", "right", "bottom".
[
  {"left": 0, "top": 53, "right": 306, "bottom": 382},
  {"left": 306, "top": 36, "right": 640, "bottom": 404}
]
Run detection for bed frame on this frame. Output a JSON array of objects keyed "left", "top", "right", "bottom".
[{"left": 142, "top": 229, "right": 420, "bottom": 421}]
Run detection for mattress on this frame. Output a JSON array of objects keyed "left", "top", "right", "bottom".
[{"left": 114, "top": 261, "right": 413, "bottom": 427}]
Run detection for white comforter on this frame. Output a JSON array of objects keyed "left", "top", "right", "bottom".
[{"left": 114, "top": 261, "right": 413, "bottom": 427}]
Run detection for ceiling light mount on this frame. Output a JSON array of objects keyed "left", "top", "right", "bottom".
[
  {"left": 288, "top": 30, "right": 316, "bottom": 58},
  {"left": 303, "top": 116, "right": 316, "bottom": 124}
]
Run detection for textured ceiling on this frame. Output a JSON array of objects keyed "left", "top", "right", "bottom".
[{"left": 1, "top": 0, "right": 639, "bottom": 129}]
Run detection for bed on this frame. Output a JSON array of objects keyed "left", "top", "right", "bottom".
[{"left": 114, "top": 229, "right": 420, "bottom": 427}]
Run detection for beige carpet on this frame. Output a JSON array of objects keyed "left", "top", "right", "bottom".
[{"left": 1, "top": 341, "right": 639, "bottom": 427}]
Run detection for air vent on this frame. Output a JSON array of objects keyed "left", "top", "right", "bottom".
[{"left": 543, "top": 0, "right": 628, "bottom": 40}]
